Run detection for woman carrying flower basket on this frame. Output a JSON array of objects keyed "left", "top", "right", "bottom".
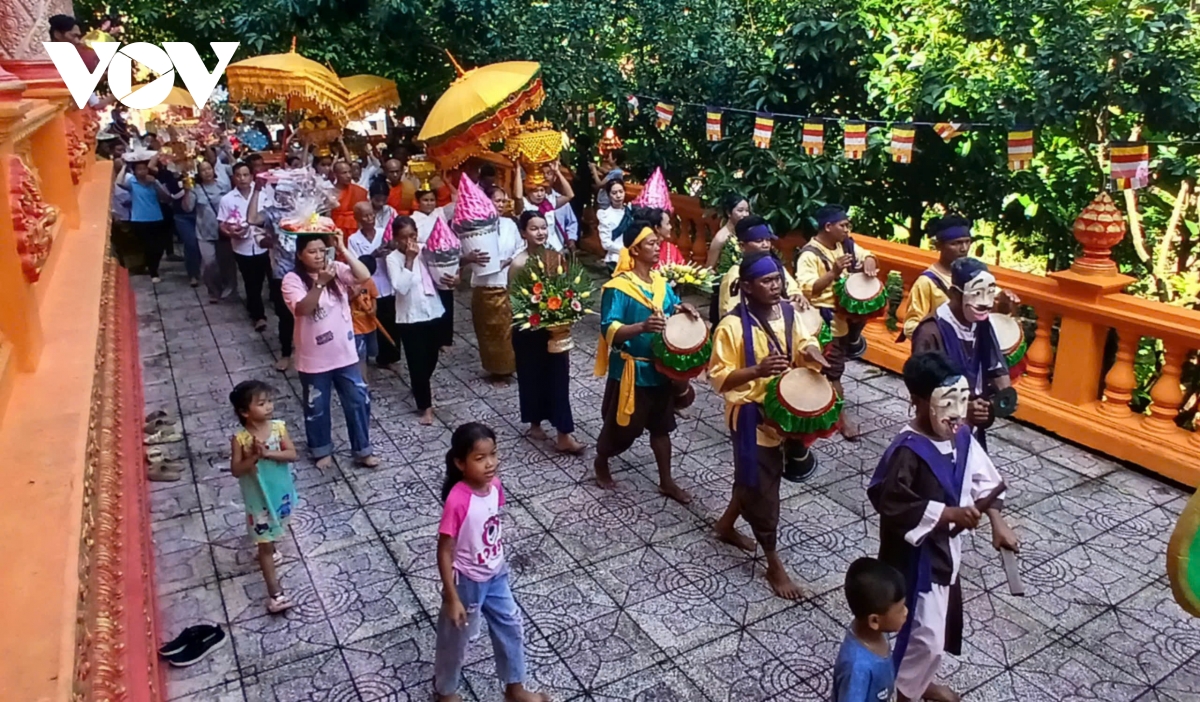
[{"left": 508, "top": 212, "right": 588, "bottom": 454}]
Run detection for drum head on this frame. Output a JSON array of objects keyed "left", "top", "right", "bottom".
[
  {"left": 991, "top": 315, "right": 1023, "bottom": 353},
  {"left": 776, "top": 368, "right": 835, "bottom": 415},
  {"left": 663, "top": 314, "right": 708, "bottom": 355},
  {"left": 797, "top": 307, "right": 824, "bottom": 338},
  {"left": 843, "top": 272, "right": 883, "bottom": 301}
]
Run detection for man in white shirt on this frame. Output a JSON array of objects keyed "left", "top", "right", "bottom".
[
  {"left": 347, "top": 202, "right": 401, "bottom": 368},
  {"left": 218, "top": 162, "right": 270, "bottom": 331}
]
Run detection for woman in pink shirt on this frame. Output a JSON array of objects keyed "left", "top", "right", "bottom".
[{"left": 281, "top": 234, "right": 381, "bottom": 469}]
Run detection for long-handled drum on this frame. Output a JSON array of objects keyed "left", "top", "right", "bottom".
[
  {"left": 990, "top": 314, "right": 1027, "bottom": 380},
  {"left": 835, "top": 272, "right": 888, "bottom": 322},
  {"left": 797, "top": 305, "right": 833, "bottom": 350},
  {"left": 762, "top": 367, "right": 843, "bottom": 445},
  {"left": 652, "top": 314, "right": 712, "bottom": 381}
]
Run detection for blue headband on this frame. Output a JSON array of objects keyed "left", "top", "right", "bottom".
[
  {"left": 936, "top": 226, "right": 972, "bottom": 243},
  {"left": 737, "top": 223, "right": 776, "bottom": 243},
  {"left": 950, "top": 257, "right": 989, "bottom": 288},
  {"left": 816, "top": 208, "right": 849, "bottom": 228},
  {"left": 742, "top": 254, "right": 782, "bottom": 281}
]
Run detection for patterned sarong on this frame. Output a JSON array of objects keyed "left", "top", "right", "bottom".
[{"left": 472, "top": 286, "right": 516, "bottom": 375}]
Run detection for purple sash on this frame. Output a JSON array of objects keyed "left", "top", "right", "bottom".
[
  {"left": 869, "top": 425, "right": 972, "bottom": 670},
  {"left": 731, "top": 302, "right": 793, "bottom": 487},
  {"left": 933, "top": 315, "right": 1008, "bottom": 398}
]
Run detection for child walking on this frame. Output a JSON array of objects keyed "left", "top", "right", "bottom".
[
  {"left": 434, "top": 423, "right": 550, "bottom": 702},
  {"left": 833, "top": 557, "right": 908, "bottom": 701},
  {"left": 350, "top": 254, "right": 387, "bottom": 382},
  {"left": 229, "top": 380, "right": 299, "bottom": 614}
]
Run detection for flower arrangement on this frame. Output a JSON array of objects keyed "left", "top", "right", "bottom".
[
  {"left": 657, "top": 262, "right": 719, "bottom": 294},
  {"left": 510, "top": 255, "right": 596, "bottom": 331}
]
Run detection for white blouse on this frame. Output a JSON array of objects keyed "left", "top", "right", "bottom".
[
  {"left": 386, "top": 250, "right": 446, "bottom": 324},
  {"left": 471, "top": 218, "right": 524, "bottom": 289},
  {"left": 348, "top": 228, "right": 394, "bottom": 298},
  {"left": 596, "top": 206, "right": 628, "bottom": 263}
]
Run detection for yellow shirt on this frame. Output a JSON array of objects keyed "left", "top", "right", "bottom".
[
  {"left": 794, "top": 238, "right": 875, "bottom": 338},
  {"left": 903, "top": 265, "right": 952, "bottom": 338},
  {"left": 717, "top": 265, "right": 802, "bottom": 317},
  {"left": 709, "top": 311, "right": 821, "bottom": 447}
]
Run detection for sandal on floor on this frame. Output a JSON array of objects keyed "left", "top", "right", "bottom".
[
  {"left": 145, "top": 428, "right": 185, "bottom": 445},
  {"left": 272, "top": 550, "right": 283, "bottom": 566},
  {"left": 144, "top": 409, "right": 177, "bottom": 425},
  {"left": 147, "top": 462, "right": 183, "bottom": 482},
  {"left": 266, "top": 593, "right": 295, "bottom": 614},
  {"left": 145, "top": 417, "right": 180, "bottom": 434}
]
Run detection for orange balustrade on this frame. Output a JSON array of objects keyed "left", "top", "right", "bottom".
[{"left": 582, "top": 189, "right": 1200, "bottom": 486}]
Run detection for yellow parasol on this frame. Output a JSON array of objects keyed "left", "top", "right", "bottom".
[
  {"left": 418, "top": 58, "right": 545, "bottom": 168},
  {"left": 131, "top": 84, "right": 196, "bottom": 109},
  {"left": 225, "top": 38, "right": 349, "bottom": 119},
  {"left": 341, "top": 75, "right": 399, "bottom": 120}
]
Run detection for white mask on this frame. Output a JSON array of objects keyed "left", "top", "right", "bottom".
[
  {"left": 955, "top": 271, "right": 997, "bottom": 323},
  {"left": 928, "top": 376, "right": 969, "bottom": 440}
]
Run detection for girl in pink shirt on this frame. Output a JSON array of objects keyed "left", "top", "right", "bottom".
[{"left": 433, "top": 423, "right": 550, "bottom": 702}]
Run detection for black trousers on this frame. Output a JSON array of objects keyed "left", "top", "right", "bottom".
[
  {"left": 397, "top": 319, "right": 440, "bottom": 410},
  {"left": 512, "top": 328, "right": 575, "bottom": 433},
  {"left": 131, "top": 220, "right": 170, "bottom": 276},
  {"left": 234, "top": 253, "right": 269, "bottom": 323},
  {"left": 268, "top": 276, "right": 295, "bottom": 357},
  {"left": 374, "top": 295, "right": 403, "bottom": 366},
  {"left": 436, "top": 288, "right": 455, "bottom": 347}
]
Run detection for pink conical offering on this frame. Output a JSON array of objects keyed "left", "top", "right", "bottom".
[
  {"left": 451, "top": 174, "right": 497, "bottom": 228},
  {"left": 632, "top": 167, "right": 673, "bottom": 213},
  {"left": 423, "top": 216, "right": 462, "bottom": 280}
]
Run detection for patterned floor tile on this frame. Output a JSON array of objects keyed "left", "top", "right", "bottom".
[
  {"left": 624, "top": 583, "right": 740, "bottom": 657},
  {"left": 341, "top": 622, "right": 439, "bottom": 701},
  {"left": 549, "top": 612, "right": 663, "bottom": 691},
  {"left": 681, "top": 631, "right": 797, "bottom": 701},
  {"left": 308, "top": 541, "right": 424, "bottom": 644},
  {"left": 241, "top": 649, "right": 358, "bottom": 702},
  {"left": 588, "top": 663, "right": 712, "bottom": 701},
  {"left": 157, "top": 582, "right": 241, "bottom": 699}
]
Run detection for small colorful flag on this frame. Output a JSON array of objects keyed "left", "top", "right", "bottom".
[
  {"left": 753, "top": 114, "right": 775, "bottom": 149},
  {"left": 802, "top": 122, "right": 825, "bottom": 156},
  {"left": 1110, "top": 141, "right": 1150, "bottom": 190},
  {"left": 706, "top": 110, "right": 722, "bottom": 142},
  {"left": 655, "top": 102, "right": 675, "bottom": 130},
  {"left": 1008, "top": 129, "right": 1034, "bottom": 171},
  {"left": 626, "top": 95, "right": 639, "bottom": 118},
  {"left": 934, "top": 122, "right": 964, "bottom": 142},
  {"left": 587, "top": 104, "right": 597, "bottom": 128},
  {"left": 890, "top": 125, "right": 916, "bottom": 163},
  {"left": 844, "top": 121, "right": 867, "bottom": 160}
]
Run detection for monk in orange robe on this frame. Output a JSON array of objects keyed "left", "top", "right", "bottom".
[{"left": 331, "top": 161, "right": 368, "bottom": 240}]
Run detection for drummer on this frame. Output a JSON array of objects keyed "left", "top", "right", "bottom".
[
  {"left": 910, "top": 258, "right": 1015, "bottom": 448},
  {"left": 709, "top": 251, "right": 829, "bottom": 600},
  {"left": 794, "top": 204, "right": 878, "bottom": 440},
  {"left": 593, "top": 217, "right": 702, "bottom": 504},
  {"left": 901, "top": 215, "right": 973, "bottom": 341},
  {"left": 716, "top": 216, "right": 808, "bottom": 316}
]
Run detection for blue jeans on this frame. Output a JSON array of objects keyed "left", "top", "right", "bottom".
[
  {"left": 434, "top": 569, "right": 526, "bottom": 696},
  {"left": 173, "top": 214, "right": 201, "bottom": 279},
  {"left": 298, "top": 363, "right": 372, "bottom": 459}
]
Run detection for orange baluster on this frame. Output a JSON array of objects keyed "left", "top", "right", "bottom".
[
  {"left": 1099, "top": 329, "right": 1139, "bottom": 418},
  {"left": 1143, "top": 342, "right": 1186, "bottom": 435},
  {"left": 1024, "top": 308, "right": 1055, "bottom": 392}
]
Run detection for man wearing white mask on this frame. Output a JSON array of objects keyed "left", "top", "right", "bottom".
[
  {"left": 909, "top": 258, "right": 1018, "bottom": 447},
  {"left": 868, "top": 352, "right": 1018, "bottom": 702}
]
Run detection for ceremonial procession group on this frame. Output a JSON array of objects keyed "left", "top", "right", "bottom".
[{"left": 110, "top": 113, "right": 1029, "bottom": 700}]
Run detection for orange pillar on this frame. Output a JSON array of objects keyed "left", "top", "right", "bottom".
[
  {"left": 30, "top": 111, "right": 79, "bottom": 229},
  {"left": 1046, "top": 269, "right": 1133, "bottom": 406},
  {"left": 0, "top": 70, "right": 41, "bottom": 371}
]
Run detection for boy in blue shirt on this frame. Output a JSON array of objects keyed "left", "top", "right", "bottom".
[{"left": 833, "top": 557, "right": 908, "bottom": 702}]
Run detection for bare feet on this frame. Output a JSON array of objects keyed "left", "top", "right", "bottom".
[
  {"left": 504, "top": 683, "right": 551, "bottom": 702},
  {"left": 419, "top": 408, "right": 435, "bottom": 426},
  {"left": 593, "top": 458, "right": 616, "bottom": 489},
  {"left": 922, "top": 683, "right": 961, "bottom": 702},
  {"left": 254, "top": 319, "right": 268, "bottom": 332},
  {"left": 315, "top": 456, "right": 333, "bottom": 470},
  {"left": 715, "top": 524, "right": 756, "bottom": 552},
  {"left": 766, "top": 558, "right": 809, "bottom": 600},
  {"left": 839, "top": 414, "right": 862, "bottom": 442},
  {"left": 356, "top": 454, "right": 381, "bottom": 468},
  {"left": 528, "top": 424, "right": 548, "bottom": 441},
  {"left": 658, "top": 480, "right": 693, "bottom": 505},
  {"left": 435, "top": 694, "right": 462, "bottom": 702},
  {"left": 273, "top": 356, "right": 291, "bottom": 372},
  {"left": 554, "top": 434, "right": 588, "bottom": 455}
]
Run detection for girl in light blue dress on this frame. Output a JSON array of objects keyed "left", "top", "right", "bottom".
[{"left": 230, "top": 380, "right": 299, "bottom": 614}]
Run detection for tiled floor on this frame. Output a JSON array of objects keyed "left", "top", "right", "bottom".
[{"left": 140, "top": 264, "right": 1200, "bottom": 702}]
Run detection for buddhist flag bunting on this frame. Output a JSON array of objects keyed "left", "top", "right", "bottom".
[
  {"left": 587, "top": 105, "right": 597, "bottom": 128},
  {"left": 844, "top": 121, "right": 867, "bottom": 160},
  {"left": 655, "top": 102, "right": 675, "bottom": 130},
  {"left": 934, "top": 122, "right": 964, "bottom": 142},
  {"left": 1110, "top": 141, "right": 1150, "bottom": 190},
  {"left": 802, "top": 122, "right": 825, "bottom": 156},
  {"left": 706, "top": 110, "right": 723, "bottom": 142},
  {"left": 890, "top": 125, "right": 916, "bottom": 163},
  {"left": 1008, "top": 129, "right": 1034, "bottom": 171},
  {"left": 753, "top": 114, "right": 775, "bottom": 149}
]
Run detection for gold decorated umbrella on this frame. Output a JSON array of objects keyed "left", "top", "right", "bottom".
[
  {"left": 418, "top": 58, "right": 545, "bottom": 168},
  {"left": 225, "top": 38, "right": 349, "bottom": 119},
  {"left": 131, "top": 84, "right": 196, "bottom": 109},
  {"left": 341, "top": 75, "right": 399, "bottom": 120}
]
